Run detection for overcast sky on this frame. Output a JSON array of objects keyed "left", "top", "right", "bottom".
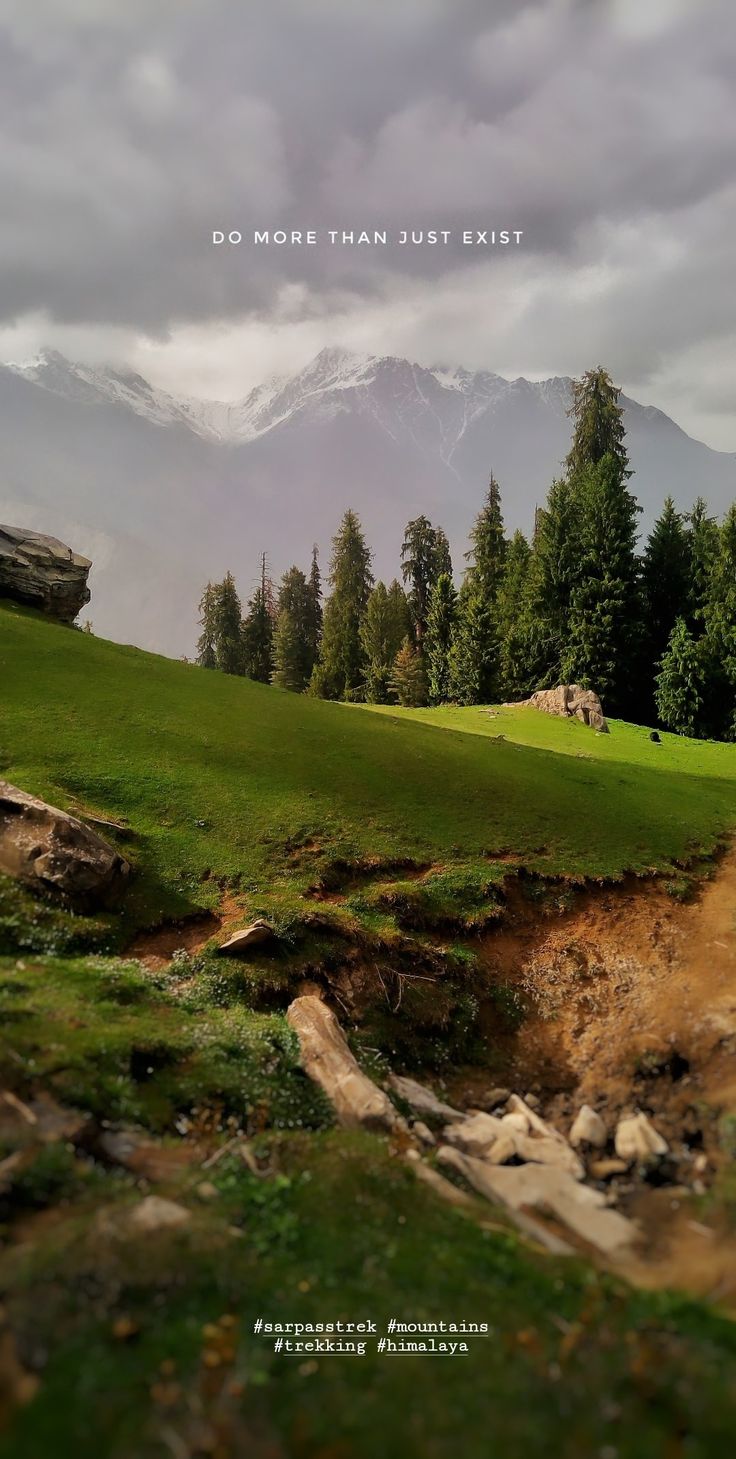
[{"left": 1, "top": 0, "right": 735, "bottom": 447}]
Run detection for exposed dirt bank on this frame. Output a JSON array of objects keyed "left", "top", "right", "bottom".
[{"left": 454, "top": 847, "right": 736, "bottom": 1305}]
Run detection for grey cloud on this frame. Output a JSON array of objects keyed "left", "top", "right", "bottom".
[{"left": 0, "top": 0, "right": 735, "bottom": 450}]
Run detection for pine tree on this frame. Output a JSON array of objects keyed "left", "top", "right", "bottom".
[
  {"left": 561, "top": 455, "right": 641, "bottom": 711},
  {"left": 496, "top": 530, "right": 532, "bottom": 700},
  {"left": 304, "top": 544, "right": 323, "bottom": 677},
  {"left": 401, "top": 516, "right": 452, "bottom": 643},
  {"left": 450, "top": 473, "right": 508, "bottom": 704},
  {"left": 271, "top": 566, "right": 312, "bottom": 692},
  {"left": 196, "top": 582, "right": 218, "bottom": 669},
  {"left": 641, "top": 497, "right": 691, "bottom": 671},
  {"left": 655, "top": 618, "right": 705, "bottom": 737},
  {"left": 688, "top": 498, "right": 720, "bottom": 628},
  {"left": 425, "top": 572, "right": 457, "bottom": 704},
  {"left": 311, "top": 510, "right": 373, "bottom": 700},
  {"left": 701, "top": 504, "right": 736, "bottom": 738},
  {"left": 389, "top": 636, "right": 428, "bottom": 707},
  {"left": 449, "top": 580, "right": 495, "bottom": 705},
  {"left": 513, "top": 478, "right": 582, "bottom": 690},
  {"left": 466, "top": 473, "right": 506, "bottom": 599},
  {"left": 360, "top": 580, "right": 410, "bottom": 703},
  {"left": 242, "top": 555, "right": 274, "bottom": 683},
  {"left": 213, "top": 572, "right": 246, "bottom": 676},
  {"left": 272, "top": 609, "right": 307, "bottom": 692},
  {"left": 565, "top": 367, "right": 630, "bottom": 482}
]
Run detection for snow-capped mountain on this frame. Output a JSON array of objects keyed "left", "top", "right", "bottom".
[
  {"left": 7, "top": 345, "right": 573, "bottom": 452},
  {"left": 1, "top": 347, "right": 734, "bottom": 658}
]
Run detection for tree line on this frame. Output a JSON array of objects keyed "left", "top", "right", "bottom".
[{"left": 196, "top": 367, "right": 736, "bottom": 740}]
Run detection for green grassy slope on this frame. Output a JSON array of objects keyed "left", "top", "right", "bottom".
[
  {"left": 365, "top": 699, "right": 736, "bottom": 778},
  {"left": 3, "top": 601, "right": 736, "bottom": 947},
  {"left": 3, "top": 602, "right": 736, "bottom": 1457}
]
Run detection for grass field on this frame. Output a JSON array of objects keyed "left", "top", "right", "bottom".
[
  {"left": 3, "top": 600, "right": 736, "bottom": 1457},
  {"left": 3, "top": 600, "right": 736, "bottom": 950}
]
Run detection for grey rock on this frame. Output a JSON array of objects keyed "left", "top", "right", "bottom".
[
  {"left": 0, "top": 524, "right": 91, "bottom": 623},
  {"left": 506, "top": 684, "right": 609, "bottom": 734},
  {"left": 287, "top": 995, "right": 405, "bottom": 1133},
  {"left": 0, "top": 780, "right": 130, "bottom": 905},
  {"left": 387, "top": 1072, "right": 464, "bottom": 1123},
  {"left": 217, "top": 920, "right": 275, "bottom": 955},
  {"left": 438, "top": 1147, "right": 638, "bottom": 1257}
]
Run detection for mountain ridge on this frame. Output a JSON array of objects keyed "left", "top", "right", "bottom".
[{"left": 1, "top": 347, "right": 734, "bottom": 658}]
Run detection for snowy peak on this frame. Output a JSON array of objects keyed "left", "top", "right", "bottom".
[{"left": 3, "top": 347, "right": 692, "bottom": 463}]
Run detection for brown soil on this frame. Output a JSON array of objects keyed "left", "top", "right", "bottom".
[
  {"left": 127, "top": 892, "right": 245, "bottom": 971},
  {"left": 447, "top": 846, "right": 736, "bottom": 1304}
]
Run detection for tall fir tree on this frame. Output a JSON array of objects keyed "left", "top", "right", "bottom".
[
  {"left": 311, "top": 510, "right": 373, "bottom": 700},
  {"left": 655, "top": 618, "right": 705, "bottom": 737},
  {"left": 401, "top": 516, "right": 452, "bottom": 643},
  {"left": 213, "top": 572, "right": 246, "bottom": 676},
  {"left": 465, "top": 473, "right": 506, "bottom": 598},
  {"left": 196, "top": 582, "right": 218, "bottom": 669},
  {"left": 513, "top": 478, "right": 582, "bottom": 690},
  {"left": 242, "top": 553, "right": 274, "bottom": 683},
  {"left": 304, "top": 544, "right": 323, "bottom": 677},
  {"left": 449, "top": 580, "right": 495, "bottom": 705},
  {"left": 496, "top": 530, "right": 532, "bottom": 700},
  {"left": 271, "top": 566, "right": 313, "bottom": 692},
  {"left": 641, "top": 497, "right": 691, "bottom": 671},
  {"left": 425, "top": 572, "right": 457, "bottom": 704},
  {"left": 687, "top": 498, "right": 720, "bottom": 628},
  {"left": 450, "top": 473, "right": 508, "bottom": 704},
  {"left": 565, "top": 367, "right": 631, "bottom": 481},
  {"left": 561, "top": 454, "right": 641, "bottom": 711},
  {"left": 360, "top": 580, "right": 411, "bottom": 703},
  {"left": 700, "top": 503, "right": 736, "bottom": 738}
]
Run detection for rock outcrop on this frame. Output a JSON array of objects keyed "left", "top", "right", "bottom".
[
  {"left": 0, "top": 525, "right": 91, "bottom": 623},
  {"left": 287, "top": 995, "right": 405, "bottom": 1132},
  {"left": 506, "top": 684, "right": 609, "bottom": 733},
  {"left": 0, "top": 781, "right": 130, "bottom": 905}
]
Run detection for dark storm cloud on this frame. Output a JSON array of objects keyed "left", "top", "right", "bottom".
[{"left": 2, "top": 0, "right": 735, "bottom": 334}]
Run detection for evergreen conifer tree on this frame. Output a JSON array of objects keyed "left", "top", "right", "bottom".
[
  {"left": 311, "top": 510, "right": 373, "bottom": 699},
  {"left": 688, "top": 498, "right": 720, "bottom": 627},
  {"left": 271, "top": 566, "right": 312, "bottom": 692},
  {"left": 360, "top": 580, "right": 411, "bottom": 703},
  {"left": 655, "top": 618, "right": 705, "bottom": 737},
  {"left": 401, "top": 516, "right": 452, "bottom": 643},
  {"left": 242, "top": 555, "right": 274, "bottom": 683},
  {"left": 449, "top": 580, "right": 495, "bottom": 705},
  {"left": 196, "top": 582, "right": 218, "bottom": 669},
  {"left": 565, "top": 367, "right": 630, "bottom": 481},
  {"left": 304, "top": 544, "right": 323, "bottom": 675},
  {"left": 561, "top": 455, "right": 641, "bottom": 711},
  {"left": 390, "top": 636, "right": 428, "bottom": 707},
  {"left": 425, "top": 572, "right": 457, "bottom": 704},
  {"left": 641, "top": 497, "right": 691, "bottom": 672},
  {"left": 213, "top": 572, "right": 246, "bottom": 676},
  {"left": 496, "top": 530, "right": 532, "bottom": 700}
]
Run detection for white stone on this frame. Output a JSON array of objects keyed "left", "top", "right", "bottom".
[{"left": 569, "top": 1105, "right": 607, "bottom": 1148}]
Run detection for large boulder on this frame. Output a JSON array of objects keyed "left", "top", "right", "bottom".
[
  {"left": 507, "top": 684, "right": 609, "bottom": 733},
  {"left": 0, "top": 781, "right": 130, "bottom": 905},
  {"left": 0, "top": 524, "right": 91, "bottom": 623}
]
